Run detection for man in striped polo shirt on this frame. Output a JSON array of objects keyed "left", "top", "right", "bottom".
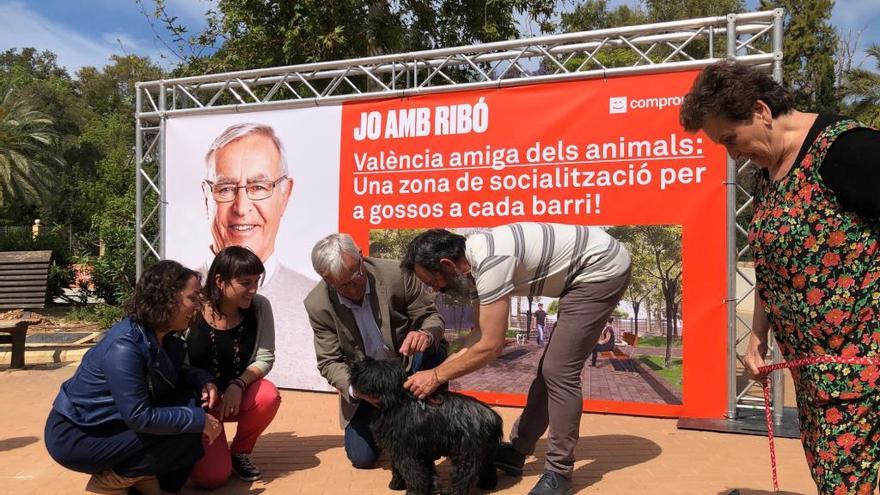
[{"left": 402, "top": 222, "right": 631, "bottom": 495}]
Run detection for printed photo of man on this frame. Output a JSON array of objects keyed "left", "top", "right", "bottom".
[
  {"left": 200, "top": 123, "right": 330, "bottom": 391},
  {"left": 203, "top": 123, "right": 292, "bottom": 263}
]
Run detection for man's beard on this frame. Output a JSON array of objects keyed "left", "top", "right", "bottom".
[{"left": 442, "top": 272, "right": 475, "bottom": 305}]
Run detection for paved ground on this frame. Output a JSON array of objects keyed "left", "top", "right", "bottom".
[
  {"left": 0, "top": 361, "right": 820, "bottom": 495},
  {"left": 452, "top": 338, "right": 679, "bottom": 404}
]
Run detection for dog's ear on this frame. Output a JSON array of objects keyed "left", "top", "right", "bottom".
[{"left": 349, "top": 357, "right": 373, "bottom": 392}]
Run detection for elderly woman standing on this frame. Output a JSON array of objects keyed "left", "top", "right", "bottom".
[
  {"left": 680, "top": 60, "right": 880, "bottom": 494},
  {"left": 45, "top": 261, "right": 221, "bottom": 494}
]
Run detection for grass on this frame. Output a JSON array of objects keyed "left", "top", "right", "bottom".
[
  {"left": 448, "top": 328, "right": 521, "bottom": 354},
  {"left": 635, "top": 335, "right": 682, "bottom": 348},
  {"left": 65, "top": 304, "right": 124, "bottom": 329},
  {"left": 637, "top": 355, "right": 683, "bottom": 391}
]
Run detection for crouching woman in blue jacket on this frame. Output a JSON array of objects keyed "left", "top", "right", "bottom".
[{"left": 45, "top": 260, "right": 222, "bottom": 494}]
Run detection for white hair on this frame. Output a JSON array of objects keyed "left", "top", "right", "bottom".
[
  {"left": 204, "top": 123, "right": 289, "bottom": 180},
  {"left": 311, "top": 233, "right": 362, "bottom": 279}
]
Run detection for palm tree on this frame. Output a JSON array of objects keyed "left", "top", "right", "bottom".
[
  {"left": 841, "top": 43, "right": 880, "bottom": 127},
  {"left": 0, "top": 88, "right": 61, "bottom": 207}
]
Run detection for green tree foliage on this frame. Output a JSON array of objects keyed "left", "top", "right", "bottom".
[
  {"left": 841, "top": 43, "right": 880, "bottom": 127},
  {"left": 644, "top": 0, "right": 745, "bottom": 22},
  {"left": 759, "top": 0, "right": 838, "bottom": 113},
  {"left": 0, "top": 88, "right": 62, "bottom": 208},
  {"left": 559, "top": 1, "right": 648, "bottom": 69},
  {"left": 369, "top": 228, "right": 429, "bottom": 260},
  {"left": 144, "top": 0, "right": 557, "bottom": 74},
  {"left": 0, "top": 49, "right": 82, "bottom": 139},
  {"left": 608, "top": 225, "right": 682, "bottom": 367},
  {"left": 0, "top": 49, "right": 85, "bottom": 228},
  {"left": 558, "top": 0, "right": 744, "bottom": 70},
  {"left": 560, "top": 0, "right": 648, "bottom": 32},
  {"left": 0, "top": 51, "right": 163, "bottom": 308},
  {"left": 624, "top": 262, "right": 653, "bottom": 337},
  {"left": 71, "top": 56, "right": 163, "bottom": 306}
]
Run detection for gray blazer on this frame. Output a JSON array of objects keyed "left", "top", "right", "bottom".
[{"left": 304, "top": 257, "right": 445, "bottom": 427}]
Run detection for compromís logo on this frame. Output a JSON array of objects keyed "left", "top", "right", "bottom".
[
  {"left": 609, "top": 96, "right": 627, "bottom": 114},
  {"left": 609, "top": 95, "right": 684, "bottom": 114}
]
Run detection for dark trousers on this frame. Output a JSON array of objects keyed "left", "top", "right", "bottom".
[
  {"left": 45, "top": 409, "right": 203, "bottom": 493},
  {"left": 509, "top": 269, "right": 631, "bottom": 477},
  {"left": 344, "top": 347, "right": 446, "bottom": 468}
]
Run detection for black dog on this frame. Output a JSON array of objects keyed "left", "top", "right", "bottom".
[{"left": 349, "top": 358, "right": 502, "bottom": 495}]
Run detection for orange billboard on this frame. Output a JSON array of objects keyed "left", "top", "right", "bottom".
[{"left": 338, "top": 71, "right": 728, "bottom": 419}]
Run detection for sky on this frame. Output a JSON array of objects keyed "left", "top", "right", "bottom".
[
  {"left": 0, "top": 0, "right": 214, "bottom": 74},
  {"left": 1, "top": 0, "right": 879, "bottom": 76}
]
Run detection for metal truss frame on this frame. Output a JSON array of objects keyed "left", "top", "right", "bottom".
[{"left": 136, "top": 9, "right": 785, "bottom": 421}]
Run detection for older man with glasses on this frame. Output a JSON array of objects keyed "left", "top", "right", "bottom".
[
  {"left": 304, "top": 233, "right": 448, "bottom": 471},
  {"left": 201, "top": 123, "right": 323, "bottom": 390}
]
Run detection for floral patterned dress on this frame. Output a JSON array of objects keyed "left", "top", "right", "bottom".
[{"left": 748, "top": 119, "right": 880, "bottom": 495}]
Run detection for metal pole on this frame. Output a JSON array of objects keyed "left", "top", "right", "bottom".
[
  {"left": 159, "top": 82, "right": 167, "bottom": 260},
  {"left": 726, "top": 13, "right": 738, "bottom": 419},
  {"left": 771, "top": 7, "right": 785, "bottom": 425},
  {"left": 772, "top": 9, "right": 784, "bottom": 82},
  {"left": 135, "top": 84, "right": 143, "bottom": 279},
  {"left": 726, "top": 14, "right": 737, "bottom": 58}
]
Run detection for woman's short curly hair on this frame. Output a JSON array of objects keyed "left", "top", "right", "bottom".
[
  {"left": 126, "top": 260, "right": 200, "bottom": 331},
  {"left": 680, "top": 60, "right": 795, "bottom": 132}
]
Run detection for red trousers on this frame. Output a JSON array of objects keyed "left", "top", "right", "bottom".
[{"left": 189, "top": 379, "right": 281, "bottom": 488}]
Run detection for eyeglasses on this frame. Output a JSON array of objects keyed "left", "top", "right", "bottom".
[
  {"left": 204, "top": 175, "right": 288, "bottom": 203},
  {"left": 330, "top": 257, "right": 365, "bottom": 291}
]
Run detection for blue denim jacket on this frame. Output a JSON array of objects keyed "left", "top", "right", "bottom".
[{"left": 51, "top": 317, "right": 213, "bottom": 435}]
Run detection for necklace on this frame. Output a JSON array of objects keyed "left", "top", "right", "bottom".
[{"left": 207, "top": 316, "right": 244, "bottom": 383}]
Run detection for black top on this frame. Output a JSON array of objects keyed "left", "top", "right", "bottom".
[
  {"left": 534, "top": 309, "right": 547, "bottom": 325},
  {"left": 795, "top": 114, "right": 880, "bottom": 221},
  {"left": 187, "top": 308, "right": 257, "bottom": 391}
]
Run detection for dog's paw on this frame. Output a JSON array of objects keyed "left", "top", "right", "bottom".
[
  {"left": 477, "top": 465, "right": 498, "bottom": 490},
  {"left": 388, "top": 473, "right": 407, "bottom": 491},
  {"left": 477, "top": 475, "right": 498, "bottom": 490}
]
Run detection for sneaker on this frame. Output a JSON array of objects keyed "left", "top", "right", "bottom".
[
  {"left": 231, "top": 453, "right": 262, "bottom": 481},
  {"left": 528, "top": 470, "right": 573, "bottom": 495},
  {"left": 129, "top": 477, "right": 164, "bottom": 495},
  {"left": 85, "top": 471, "right": 145, "bottom": 494},
  {"left": 494, "top": 442, "right": 525, "bottom": 476}
]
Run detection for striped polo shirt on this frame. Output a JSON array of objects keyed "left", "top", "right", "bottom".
[{"left": 465, "top": 222, "right": 631, "bottom": 304}]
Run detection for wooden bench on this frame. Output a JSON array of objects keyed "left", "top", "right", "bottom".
[
  {"left": 0, "top": 321, "right": 29, "bottom": 368},
  {"left": 599, "top": 331, "right": 639, "bottom": 372},
  {"left": 619, "top": 331, "right": 639, "bottom": 359},
  {"left": 0, "top": 250, "right": 52, "bottom": 368}
]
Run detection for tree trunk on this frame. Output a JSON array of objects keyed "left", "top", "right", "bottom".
[
  {"left": 664, "top": 279, "right": 678, "bottom": 367},
  {"left": 664, "top": 302, "right": 673, "bottom": 367},
  {"left": 672, "top": 301, "right": 680, "bottom": 339},
  {"left": 632, "top": 301, "right": 640, "bottom": 336},
  {"left": 526, "top": 296, "right": 534, "bottom": 342}
]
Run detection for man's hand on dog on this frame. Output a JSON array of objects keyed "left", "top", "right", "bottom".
[
  {"left": 404, "top": 369, "right": 442, "bottom": 399},
  {"left": 399, "top": 329, "right": 432, "bottom": 356}
]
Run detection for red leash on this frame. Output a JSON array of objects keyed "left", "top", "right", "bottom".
[{"left": 758, "top": 355, "right": 880, "bottom": 492}]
